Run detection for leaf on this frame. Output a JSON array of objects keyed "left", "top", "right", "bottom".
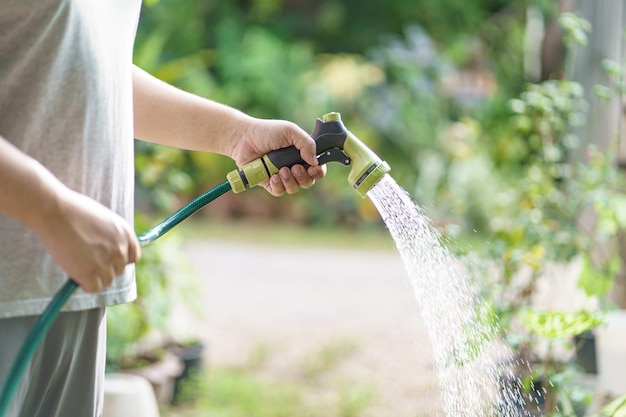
[
  {"left": 521, "top": 245, "right": 546, "bottom": 271},
  {"left": 577, "top": 254, "right": 615, "bottom": 298},
  {"left": 593, "top": 85, "right": 614, "bottom": 103},
  {"left": 509, "top": 98, "right": 526, "bottom": 114},
  {"left": 449, "top": 300, "right": 499, "bottom": 367},
  {"left": 521, "top": 309, "right": 604, "bottom": 339},
  {"left": 601, "top": 394, "right": 626, "bottom": 417},
  {"left": 602, "top": 59, "right": 623, "bottom": 80},
  {"left": 612, "top": 194, "right": 626, "bottom": 228}
]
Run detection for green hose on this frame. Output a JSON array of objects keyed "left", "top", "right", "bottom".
[
  {"left": 0, "top": 180, "right": 232, "bottom": 417},
  {"left": 137, "top": 180, "right": 232, "bottom": 245}
]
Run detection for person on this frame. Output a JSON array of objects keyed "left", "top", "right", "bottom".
[{"left": 0, "top": 1, "right": 325, "bottom": 416}]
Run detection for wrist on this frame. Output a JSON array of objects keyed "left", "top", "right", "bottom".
[
  {"left": 21, "top": 160, "right": 70, "bottom": 234},
  {"left": 0, "top": 136, "right": 72, "bottom": 235},
  {"left": 214, "top": 110, "right": 256, "bottom": 161}
]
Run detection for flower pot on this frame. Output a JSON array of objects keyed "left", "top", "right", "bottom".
[
  {"left": 123, "top": 350, "right": 183, "bottom": 405},
  {"left": 169, "top": 341, "right": 206, "bottom": 404},
  {"left": 103, "top": 373, "right": 160, "bottom": 417},
  {"left": 574, "top": 330, "right": 597, "bottom": 374}
]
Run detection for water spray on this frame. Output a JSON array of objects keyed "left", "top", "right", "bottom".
[{"left": 0, "top": 112, "right": 390, "bottom": 416}]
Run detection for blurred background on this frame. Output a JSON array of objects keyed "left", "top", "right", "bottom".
[
  {"left": 131, "top": 0, "right": 556, "bottom": 232},
  {"left": 105, "top": 1, "right": 626, "bottom": 416},
  {"left": 131, "top": 0, "right": 625, "bottom": 240}
]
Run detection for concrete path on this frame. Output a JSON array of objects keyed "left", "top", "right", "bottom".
[{"left": 183, "top": 239, "right": 444, "bottom": 417}]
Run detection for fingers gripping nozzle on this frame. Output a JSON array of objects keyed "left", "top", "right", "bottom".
[{"left": 226, "top": 112, "right": 390, "bottom": 197}]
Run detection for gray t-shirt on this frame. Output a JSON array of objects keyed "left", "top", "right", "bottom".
[{"left": 0, "top": 0, "right": 142, "bottom": 318}]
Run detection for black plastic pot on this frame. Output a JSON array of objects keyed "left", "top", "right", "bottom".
[
  {"left": 498, "top": 371, "right": 546, "bottom": 417},
  {"left": 169, "top": 342, "right": 206, "bottom": 404},
  {"left": 574, "top": 331, "right": 597, "bottom": 374}
]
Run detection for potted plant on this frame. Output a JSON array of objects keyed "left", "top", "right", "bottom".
[
  {"left": 470, "top": 73, "right": 626, "bottom": 415},
  {"left": 106, "top": 215, "right": 205, "bottom": 404}
]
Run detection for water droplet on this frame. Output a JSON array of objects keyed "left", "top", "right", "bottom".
[{"left": 368, "top": 175, "right": 538, "bottom": 416}]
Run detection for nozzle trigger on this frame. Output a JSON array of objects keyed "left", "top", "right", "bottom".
[{"left": 317, "top": 148, "right": 351, "bottom": 166}]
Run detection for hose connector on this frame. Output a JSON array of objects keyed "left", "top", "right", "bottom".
[{"left": 226, "top": 112, "right": 390, "bottom": 197}]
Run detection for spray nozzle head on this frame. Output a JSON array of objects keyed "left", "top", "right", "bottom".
[
  {"left": 227, "top": 112, "right": 390, "bottom": 197},
  {"left": 320, "top": 113, "right": 391, "bottom": 197}
]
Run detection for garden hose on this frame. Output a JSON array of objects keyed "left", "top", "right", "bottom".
[
  {"left": 0, "top": 180, "right": 232, "bottom": 417},
  {"left": 0, "top": 112, "right": 390, "bottom": 416}
]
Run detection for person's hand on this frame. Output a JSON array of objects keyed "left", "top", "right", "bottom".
[
  {"left": 33, "top": 188, "right": 141, "bottom": 293},
  {"left": 228, "top": 118, "right": 326, "bottom": 196}
]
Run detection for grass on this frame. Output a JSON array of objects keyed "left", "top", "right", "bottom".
[
  {"left": 164, "top": 369, "right": 313, "bottom": 417},
  {"left": 162, "top": 337, "right": 376, "bottom": 417},
  {"left": 178, "top": 218, "right": 396, "bottom": 251},
  {"left": 300, "top": 338, "right": 360, "bottom": 379},
  {"left": 173, "top": 213, "right": 485, "bottom": 258}
]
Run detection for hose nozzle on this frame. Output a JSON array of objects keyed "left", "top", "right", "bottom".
[{"left": 227, "top": 112, "right": 390, "bottom": 197}]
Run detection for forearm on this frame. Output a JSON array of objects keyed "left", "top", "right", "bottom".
[
  {"left": 0, "top": 135, "right": 66, "bottom": 231},
  {"left": 132, "top": 65, "right": 323, "bottom": 197},
  {"left": 132, "top": 65, "right": 251, "bottom": 156}
]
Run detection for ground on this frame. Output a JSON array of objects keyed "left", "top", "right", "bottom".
[
  {"left": 182, "top": 238, "right": 444, "bottom": 416},
  {"left": 175, "top": 228, "right": 604, "bottom": 417}
]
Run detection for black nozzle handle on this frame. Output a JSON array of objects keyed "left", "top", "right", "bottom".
[{"left": 266, "top": 118, "right": 349, "bottom": 169}]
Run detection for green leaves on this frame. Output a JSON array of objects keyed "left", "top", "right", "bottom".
[
  {"left": 578, "top": 254, "right": 619, "bottom": 298},
  {"left": 508, "top": 80, "right": 587, "bottom": 152},
  {"left": 599, "top": 394, "right": 626, "bottom": 417},
  {"left": 449, "top": 299, "right": 499, "bottom": 367},
  {"left": 558, "top": 12, "right": 592, "bottom": 48},
  {"left": 594, "top": 193, "right": 626, "bottom": 236},
  {"left": 521, "top": 309, "right": 603, "bottom": 340}
]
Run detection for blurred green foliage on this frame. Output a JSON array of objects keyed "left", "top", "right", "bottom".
[
  {"left": 126, "top": 4, "right": 626, "bottom": 414},
  {"left": 466, "top": 16, "right": 626, "bottom": 412},
  {"left": 132, "top": 0, "right": 557, "bottom": 233}
]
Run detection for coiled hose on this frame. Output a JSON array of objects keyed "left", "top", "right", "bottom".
[{"left": 0, "top": 180, "right": 233, "bottom": 417}]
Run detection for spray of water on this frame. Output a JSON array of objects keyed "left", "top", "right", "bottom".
[{"left": 368, "top": 175, "right": 538, "bottom": 417}]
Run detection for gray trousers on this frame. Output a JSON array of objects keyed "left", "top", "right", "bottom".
[{"left": 0, "top": 308, "right": 106, "bottom": 417}]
